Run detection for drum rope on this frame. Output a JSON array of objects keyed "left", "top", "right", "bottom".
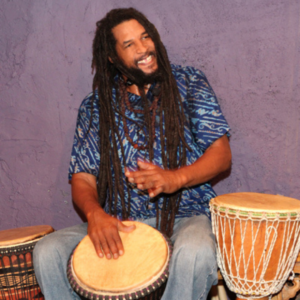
[{"left": 211, "top": 207, "right": 300, "bottom": 298}]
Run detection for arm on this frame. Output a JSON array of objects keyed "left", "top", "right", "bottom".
[
  {"left": 71, "top": 172, "right": 135, "bottom": 259},
  {"left": 125, "top": 134, "right": 231, "bottom": 197}
]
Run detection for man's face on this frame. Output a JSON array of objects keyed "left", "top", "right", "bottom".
[{"left": 111, "top": 19, "right": 158, "bottom": 76}]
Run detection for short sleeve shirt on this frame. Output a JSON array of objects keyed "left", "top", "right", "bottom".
[{"left": 69, "top": 64, "right": 230, "bottom": 220}]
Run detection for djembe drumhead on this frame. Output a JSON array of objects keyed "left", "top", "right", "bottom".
[
  {"left": 0, "top": 225, "right": 54, "bottom": 300},
  {"left": 210, "top": 193, "right": 300, "bottom": 298},
  {"left": 68, "top": 221, "right": 172, "bottom": 300}
]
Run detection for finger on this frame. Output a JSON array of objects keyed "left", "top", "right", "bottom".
[
  {"left": 137, "top": 180, "right": 156, "bottom": 190},
  {"left": 115, "top": 222, "right": 136, "bottom": 256},
  {"left": 127, "top": 176, "right": 135, "bottom": 183},
  {"left": 149, "top": 186, "right": 164, "bottom": 198},
  {"left": 135, "top": 173, "right": 162, "bottom": 190},
  {"left": 118, "top": 221, "right": 136, "bottom": 233},
  {"left": 127, "top": 174, "right": 147, "bottom": 184},
  {"left": 131, "top": 171, "right": 159, "bottom": 184},
  {"left": 105, "top": 234, "right": 120, "bottom": 259},
  {"left": 126, "top": 169, "right": 156, "bottom": 179},
  {"left": 125, "top": 166, "right": 137, "bottom": 177},
  {"left": 137, "top": 161, "right": 157, "bottom": 170},
  {"left": 89, "top": 232, "right": 104, "bottom": 258},
  {"left": 134, "top": 175, "right": 146, "bottom": 185},
  {"left": 97, "top": 234, "right": 112, "bottom": 259},
  {"left": 111, "top": 231, "right": 124, "bottom": 257}
]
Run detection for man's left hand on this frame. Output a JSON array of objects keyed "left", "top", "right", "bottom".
[
  {"left": 125, "top": 161, "right": 184, "bottom": 198},
  {"left": 124, "top": 135, "right": 232, "bottom": 198}
]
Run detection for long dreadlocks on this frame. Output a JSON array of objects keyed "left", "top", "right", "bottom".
[{"left": 91, "top": 8, "right": 190, "bottom": 237}]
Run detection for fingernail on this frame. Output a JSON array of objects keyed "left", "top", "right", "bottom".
[
  {"left": 149, "top": 192, "right": 154, "bottom": 197},
  {"left": 99, "top": 252, "right": 104, "bottom": 258},
  {"left": 106, "top": 254, "right": 111, "bottom": 259},
  {"left": 119, "top": 250, "right": 123, "bottom": 256},
  {"left": 128, "top": 178, "right": 134, "bottom": 183},
  {"left": 113, "top": 253, "right": 118, "bottom": 259}
]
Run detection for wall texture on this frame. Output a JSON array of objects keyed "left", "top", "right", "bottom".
[{"left": 0, "top": 0, "right": 299, "bottom": 230}]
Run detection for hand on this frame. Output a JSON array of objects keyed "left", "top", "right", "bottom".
[
  {"left": 125, "top": 161, "right": 185, "bottom": 198},
  {"left": 87, "top": 208, "right": 135, "bottom": 259}
]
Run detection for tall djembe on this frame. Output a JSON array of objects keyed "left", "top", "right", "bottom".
[{"left": 210, "top": 193, "right": 300, "bottom": 300}]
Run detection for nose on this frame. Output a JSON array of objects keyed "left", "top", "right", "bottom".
[{"left": 136, "top": 40, "right": 147, "bottom": 54}]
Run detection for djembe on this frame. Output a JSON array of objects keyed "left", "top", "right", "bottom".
[
  {"left": 67, "top": 221, "right": 172, "bottom": 300},
  {"left": 0, "top": 225, "right": 54, "bottom": 300},
  {"left": 210, "top": 193, "right": 300, "bottom": 300}
]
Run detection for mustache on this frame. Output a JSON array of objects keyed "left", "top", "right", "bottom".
[
  {"left": 113, "top": 50, "right": 162, "bottom": 87},
  {"left": 134, "top": 51, "right": 156, "bottom": 66}
]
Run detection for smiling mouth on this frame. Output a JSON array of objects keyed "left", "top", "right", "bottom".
[{"left": 137, "top": 54, "right": 153, "bottom": 65}]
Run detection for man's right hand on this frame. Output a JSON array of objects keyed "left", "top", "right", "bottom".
[
  {"left": 71, "top": 172, "right": 135, "bottom": 260},
  {"left": 87, "top": 208, "right": 135, "bottom": 259}
]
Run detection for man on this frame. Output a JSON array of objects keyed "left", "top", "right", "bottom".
[{"left": 34, "top": 7, "right": 231, "bottom": 300}]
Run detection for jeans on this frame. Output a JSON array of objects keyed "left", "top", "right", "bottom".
[{"left": 33, "top": 215, "right": 218, "bottom": 300}]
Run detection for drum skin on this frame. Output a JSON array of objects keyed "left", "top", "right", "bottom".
[
  {"left": 68, "top": 221, "right": 172, "bottom": 300},
  {"left": 0, "top": 225, "right": 54, "bottom": 300},
  {"left": 210, "top": 193, "right": 300, "bottom": 297}
]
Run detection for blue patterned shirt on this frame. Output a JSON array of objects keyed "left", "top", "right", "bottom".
[{"left": 69, "top": 64, "right": 230, "bottom": 220}]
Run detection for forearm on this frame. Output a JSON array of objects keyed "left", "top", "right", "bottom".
[
  {"left": 177, "top": 135, "right": 231, "bottom": 188},
  {"left": 71, "top": 172, "right": 105, "bottom": 220}
]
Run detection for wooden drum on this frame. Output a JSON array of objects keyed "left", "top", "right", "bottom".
[
  {"left": 210, "top": 193, "right": 300, "bottom": 299},
  {"left": 67, "top": 221, "right": 172, "bottom": 300},
  {"left": 0, "top": 225, "right": 54, "bottom": 300}
]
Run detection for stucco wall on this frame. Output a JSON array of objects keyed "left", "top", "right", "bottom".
[{"left": 1, "top": 0, "right": 299, "bottom": 230}]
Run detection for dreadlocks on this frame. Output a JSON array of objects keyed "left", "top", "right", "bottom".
[{"left": 91, "top": 7, "right": 190, "bottom": 237}]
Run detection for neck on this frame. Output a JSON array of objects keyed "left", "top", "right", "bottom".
[
  {"left": 127, "top": 83, "right": 150, "bottom": 96},
  {"left": 122, "top": 75, "right": 150, "bottom": 96}
]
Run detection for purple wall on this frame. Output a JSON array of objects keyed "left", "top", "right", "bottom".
[{"left": 1, "top": 0, "right": 299, "bottom": 230}]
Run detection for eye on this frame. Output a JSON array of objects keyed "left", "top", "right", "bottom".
[
  {"left": 142, "top": 34, "right": 150, "bottom": 40},
  {"left": 125, "top": 43, "right": 132, "bottom": 48}
]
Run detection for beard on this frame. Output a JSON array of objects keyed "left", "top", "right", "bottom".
[{"left": 114, "top": 51, "right": 164, "bottom": 87}]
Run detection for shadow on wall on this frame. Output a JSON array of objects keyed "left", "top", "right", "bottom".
[{"left": 50, "top": 126, "right": 83, "bottom": 229}]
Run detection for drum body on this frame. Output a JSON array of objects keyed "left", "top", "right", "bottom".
[
  {"left": 210, "top": 193, "right": 300, "bottom": 298},
  {"left": 68, "top": 221, "right": 172, "bottom": 300},
  {"left": 0, "top": 225, "right": 54, "bottom": 300}
]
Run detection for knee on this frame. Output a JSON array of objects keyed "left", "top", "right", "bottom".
[
  {"left": 33, "top": 233, "right": 61, "bottom": 268},
  {"left": 172, "top": 240, "right": 216, "bottom": 270},
  {"left": 33, "top": 224, "right": 87, "bottom": 271}
]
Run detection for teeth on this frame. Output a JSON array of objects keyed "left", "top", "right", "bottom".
[{"left": 138, "top": 55, "right": 152, "bottom": 64}]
